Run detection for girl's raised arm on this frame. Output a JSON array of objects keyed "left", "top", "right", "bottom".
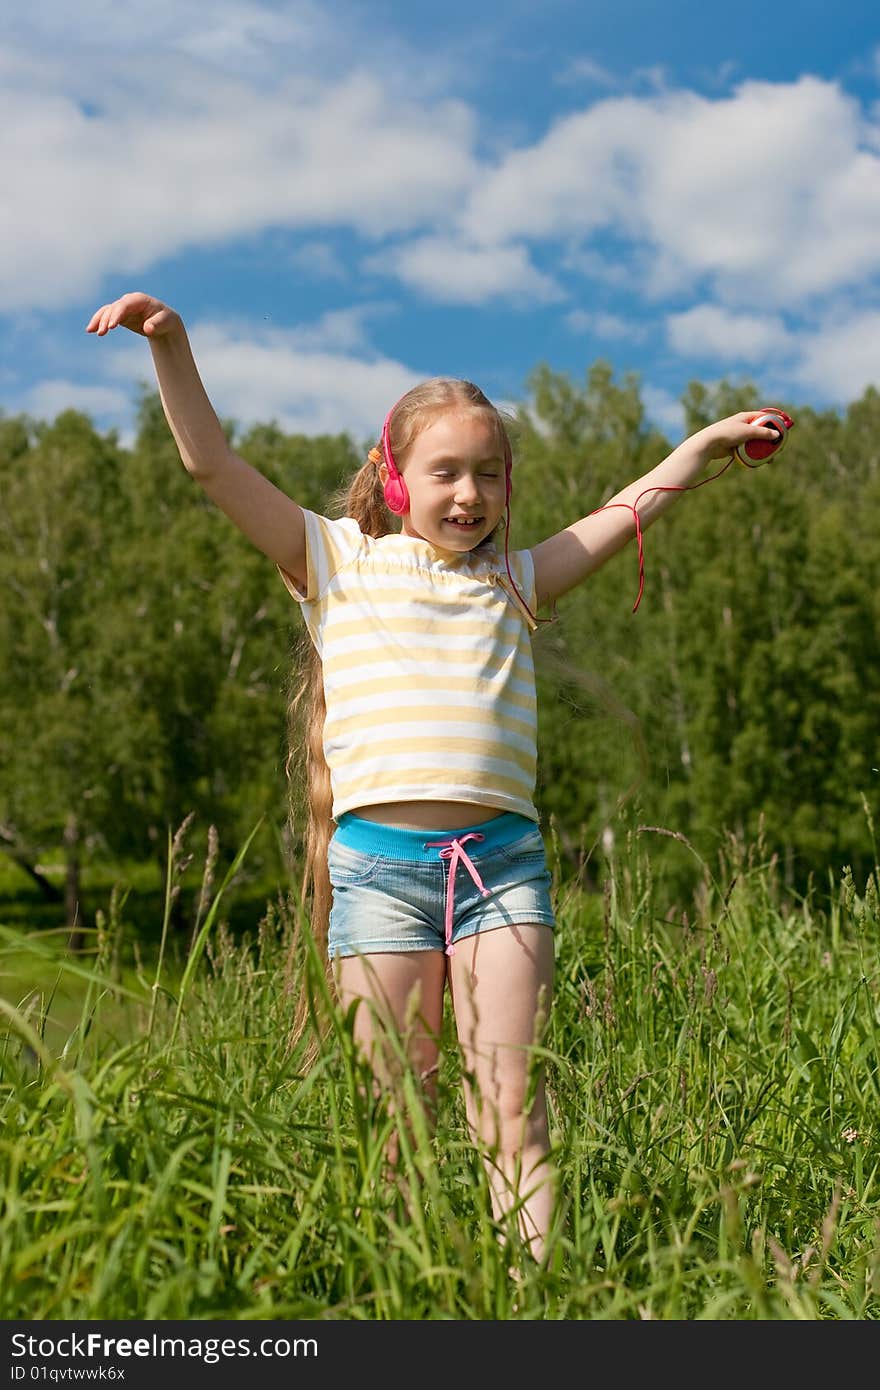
[
  {"left": 87, "top": 292, "right": 307, "bottom": 590},
  {"left": 530, "top": 412, "right": 783, "bottom": 609}
]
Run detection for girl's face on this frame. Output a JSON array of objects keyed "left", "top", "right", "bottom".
[{"left": 388, "top": 410, "right": 508, "bottom": 551}]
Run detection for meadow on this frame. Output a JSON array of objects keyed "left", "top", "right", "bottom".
[{"left": 1, "top": 814, "right": 879, "bottom": 1322}]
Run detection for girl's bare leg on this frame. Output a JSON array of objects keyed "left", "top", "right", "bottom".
[
  {"left": 335, "top": 950, "right": 447, "bottom": 1161},
  {"left": 449, "top": 924, "right": 556, "bottom": 1263}
]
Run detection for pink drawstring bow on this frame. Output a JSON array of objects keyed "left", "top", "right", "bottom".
[{"left": 424, "top": 832, "right": 491, "bottom": 956}]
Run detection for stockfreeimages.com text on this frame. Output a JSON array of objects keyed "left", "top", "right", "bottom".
[{"left": 11, "top": 1335, "right": 316, "bottom": 1365}]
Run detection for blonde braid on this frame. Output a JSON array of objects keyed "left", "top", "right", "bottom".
[{"left": 284, "top": 455, "right": 391, "bottom": 1057}]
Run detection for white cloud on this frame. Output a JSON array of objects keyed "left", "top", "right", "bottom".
[
  {"left": 639, "top": 79, "right": 880, "bottom": 303},
  {"left": 271, "top": 305, "right": 381, "bottom": 353},
  {"left": 664, "top": 300, "right": 880, "bottom": 402},
  {"left": 23, "top": 380, "right": 133, "bottom": 422},
  {"left": 7, "top": 0, "right": 365, "bottom": 82},
  {"left": 367, "top": 237, "right": 562, "bottom": 306},
  {"left": 190, "top": 323, "right": 422, "bottom": 437},
  {"left": 459, "top": 76, "right": 880, "bottom": 309},
  {"left": 666, "top": 305, "right": 793, "bottom": 361},
  {"left": 557, "top": 56, "right": 618, "bottom": 89},
  {"left": 793, "top": 309, "right": 880, "bottom": 399},
  {"left": 170, "top": 0, "right": 331, "bottom": 73},
  {"left": 561, "top": 245, "right": 639, "bottom": 291},
  {"left": 459, "top": 97, "right": 640, "bottom": 244},
  {"left": 288, "top": 241, "right": 349, "bottom": 281},
  {"left": 90, "top": 315, "right": 423, "bottom": 439},
  {"left": 566, "top": 309, "right": 648, "bottom": 341},
  {"left": 0, "top": 52, "right": 479, "bottom": 310}
]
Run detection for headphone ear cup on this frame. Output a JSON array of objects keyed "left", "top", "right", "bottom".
[
  {"left": 735, "top": 408, "right": 792, "bottom": 466},
  {"left": 384, "top": 473, "right": 409, "bottom": 514}
]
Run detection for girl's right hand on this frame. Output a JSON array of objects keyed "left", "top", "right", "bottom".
[{"left": 86, "top": 292, "right": 181, "bottom": 339}]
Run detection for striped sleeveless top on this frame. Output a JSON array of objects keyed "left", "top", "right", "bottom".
[{"left": 279, "top": 510, "right": 540, "bottom": 823}]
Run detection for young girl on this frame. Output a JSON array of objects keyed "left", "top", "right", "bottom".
[{"left": 87, "top": 291, "right": 780, "bottom": 1263}]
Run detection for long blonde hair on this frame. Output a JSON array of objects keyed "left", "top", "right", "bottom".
[{"left": 284, "top": 378, "right": 514, "bottom": 1049}]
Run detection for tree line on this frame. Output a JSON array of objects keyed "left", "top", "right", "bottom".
[{"left": 1, "top": 365, "right": 877, "bottom": 935}]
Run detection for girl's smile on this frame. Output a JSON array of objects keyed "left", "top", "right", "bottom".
[{"left": 443, "top": 513, "right": 486, "bottom": 535}]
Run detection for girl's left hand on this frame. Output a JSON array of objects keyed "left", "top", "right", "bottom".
[{"left": 699, "top": 411, "right": 787, "bottom": 461}]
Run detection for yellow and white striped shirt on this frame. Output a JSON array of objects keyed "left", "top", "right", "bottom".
[{"left": 279, "top": 510, "right": 540, "bottom": 823}]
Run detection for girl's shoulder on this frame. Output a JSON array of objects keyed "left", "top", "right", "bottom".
[{"left": 278, "top": 509, "right": 365, "bottom": 604}]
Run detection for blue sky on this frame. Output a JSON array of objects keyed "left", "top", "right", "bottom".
[{"left": 4, "top": 0, "right": 880, "bottom": 446}]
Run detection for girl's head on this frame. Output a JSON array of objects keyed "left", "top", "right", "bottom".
[{"left": 366, "top": 378, "right": 514, "bottom": 551}]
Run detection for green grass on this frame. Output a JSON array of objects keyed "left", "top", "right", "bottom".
[{"left": 1, "top": 820, "right": 879, "bottom": 1320}]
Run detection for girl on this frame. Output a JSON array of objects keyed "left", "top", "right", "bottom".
[{"left": 87, "top": 291, "right": 781, "bottom": 1262}]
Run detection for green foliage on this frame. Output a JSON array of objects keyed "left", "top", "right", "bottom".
[
  {"left": 506, "top": 368, "right": 879, "bottom": 898},
  {"left": 0, "top": 397, "right": 360, "bottom": 911}
]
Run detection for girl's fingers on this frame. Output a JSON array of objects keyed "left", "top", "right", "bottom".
[
  {"left": 87, "top": 294, "right": 157, "bottom": 336},
  {"left": 85, "top": 304, "right": 111, "bottom": 334},
  {"left": 86, "top": 301, "right": 124, "bottom": 335}
]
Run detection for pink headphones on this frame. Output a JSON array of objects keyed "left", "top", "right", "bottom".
[{"left": 380, "top": 403, "right": 513, "bottom": 515}]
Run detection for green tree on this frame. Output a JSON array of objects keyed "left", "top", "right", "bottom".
[
  {"left": 506, "top": 366, "right": 879, "bottom": 897},
  {"left": 0, "top": 410, "right": 133, "bottom": 940},
  {"left": 0, "top": 393, "right": 364, "bottom": 940}
]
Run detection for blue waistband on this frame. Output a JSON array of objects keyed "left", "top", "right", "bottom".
[{"left": 333, "top": 811, "right": 538, "bottom": 860}]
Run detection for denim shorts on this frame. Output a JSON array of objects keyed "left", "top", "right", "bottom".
[{"left": 327, "top": 811, "right": 555, "bottom": 959}]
